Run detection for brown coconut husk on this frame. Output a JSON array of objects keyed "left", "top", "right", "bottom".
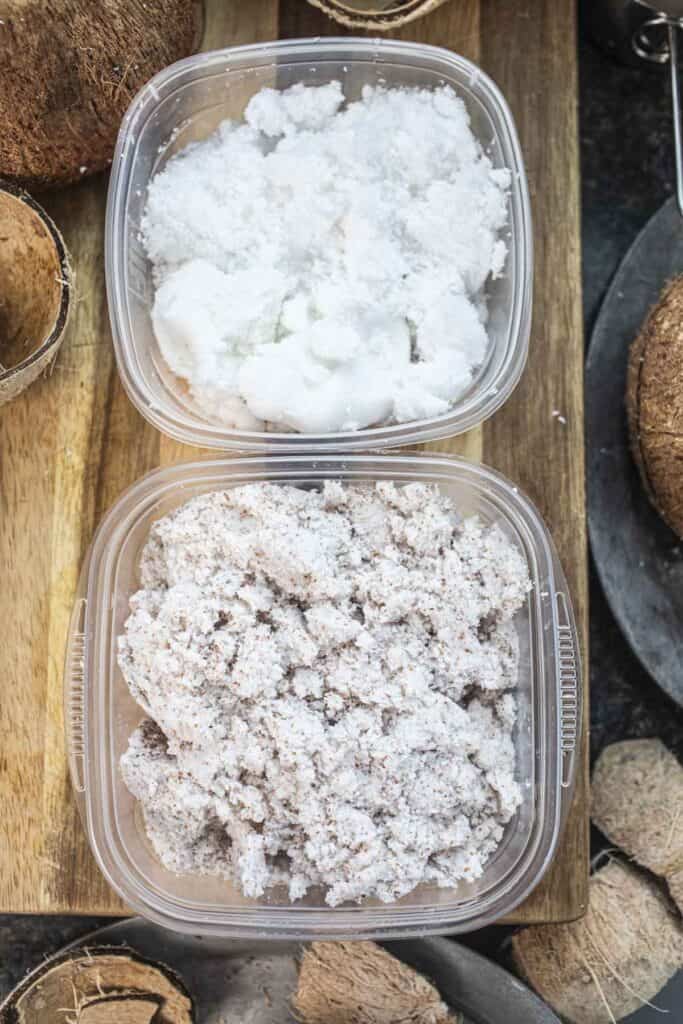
[
  {"left": 626, "top": 274, "right": 683, "bottom": 538},
  {"left": 293, "top": 941, "right": 462, "bottom": 1024},
  {"left": 0, "top": 946, "right": 195, "bottom": 1024},
  {"left": 592, "top": 738, "right": 683, "bottom": 915},
  {"left": 0, "top": 0, "right": 203, "bottom": 190},
  {"left": 305, "top": 0, "right": 451, "bottom": 30},
  {"left": 0, "top": 179, "right": 72, "bottom": 405},
  {"left": 512, "top": 859, "right": 683, "bottom": 1024}
]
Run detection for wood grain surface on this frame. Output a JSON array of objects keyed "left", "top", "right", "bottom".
[{"left": 0, "top": 0, "right": 587, "bottom": 920}]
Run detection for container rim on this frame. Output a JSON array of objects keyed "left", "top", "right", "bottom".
[
  {"left": 105, "top": 37, "right": 533, "bottom": 453},
  {"left": 70, "top": 454, "right": 580, "bottom": 938}
]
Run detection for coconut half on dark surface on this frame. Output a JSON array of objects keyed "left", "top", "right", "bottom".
[
  {"left": 0, "top": 0, "right": 203, "bottom": 189},
  {"left": 627, "top": 275, "right": 683, "bottom": 539},
  {"left": 0, "top": 947, "right": 195, "bottom": 1024}
]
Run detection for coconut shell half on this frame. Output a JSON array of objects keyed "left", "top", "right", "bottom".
[
  {"left": 626, "top": 275, "right": 683, "bottom": 538},
  {"left": 0, "top": 946, "right": 195, "bottom": 1024},
  {"left": 79, "top": 996, "right": 162, "bottom": 1024},
  {"left": 0, "top": 0, "right": 203, "bottom": 189},
  {"left": 305, "top": 0, "right": 451, "bottom": 29},
  {"left": 0, "top": 179, "right": 72, "bottom": 405},
  {"left": 512, "top": 860, "right": 683, "bottom": 1024},
  {"left": 592, "top": 738, "right": 683, "bottom": 915}
]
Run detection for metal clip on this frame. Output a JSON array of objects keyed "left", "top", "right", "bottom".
[{"left": 632, "top": 8, "right": 683, "bottom": 215}]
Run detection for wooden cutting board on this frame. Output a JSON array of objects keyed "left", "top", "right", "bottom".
[{"left": 0, "top": 0, "right": 587, "bottom": 920}]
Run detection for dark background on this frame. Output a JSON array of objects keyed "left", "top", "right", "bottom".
[{"left": 2, "top": 6, "right": 682, "bottom": 1016}]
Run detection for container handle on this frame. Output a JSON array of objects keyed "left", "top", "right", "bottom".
[
  {"left": 556, "top": 591, "right": 580, "bottom": 790},
  {"left": 64, "top": 597, "right": 87, "bottom": 794}
]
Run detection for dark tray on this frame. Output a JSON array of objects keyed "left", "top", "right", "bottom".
[{"left": 587, "top": 196, "right": 683, "bottom": 707}]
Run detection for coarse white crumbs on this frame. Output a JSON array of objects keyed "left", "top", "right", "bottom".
[
  {"left": 119, "top": 481, "right": 530, "bottom": 906},
  {"left": 142, "top": 81, "right": 510, "bottom": 434}
]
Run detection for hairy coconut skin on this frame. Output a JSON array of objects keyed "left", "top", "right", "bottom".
[
  {"left": 0, "top": 1, "right": 203, "bottom": 189},
  {"left": 293, "top": 941, "right": 461, "bottom": 1024},
  {"left": 592, "top": 738, "right": 683, "bottom": 915},
  {"left": 512, "top": 860, "right": 683, "bottom": 1024},
  {"left": 626, "top": 275, "right": 683, "bottom": 538}
]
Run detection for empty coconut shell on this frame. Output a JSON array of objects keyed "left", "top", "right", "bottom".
[
  {"left": 0, "top": 180, "right": 72, "bottom": 405},
  {"left": 626, "top": 275, "right": 683, "bottom": 538},
  {"left": 305, "top": 0, "right": 451, "bottom": 29},
  {"left": 0, "top": 0, "right": 203, "bottom": 189},
  {"left": 0, "top": 946, "right": 195, "bottom": 1024},
  {"left": 592, "top": 738, "right": 683, "bottom": 915}
]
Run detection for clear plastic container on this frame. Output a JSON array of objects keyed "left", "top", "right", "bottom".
[
  {"left": 65, "top": 454, "right": 581, "bottom": 939},
  {"left": 105, "top": 38, "right": 532, "bottom": 452}
]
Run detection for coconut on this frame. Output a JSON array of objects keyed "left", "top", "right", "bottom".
[
  {"left": 0, "top": 180, "right": 72, "bottom": 405},
  {"left": 293, "top": 941, "right": 462, "bottom": 1024},
  {"left": 78, "top": 996, "right": 162, "bottom": 1024},
  {"left": 0, "top": 946, "right": 195, "bottom": 1024},
  {"left": 626, "top": 274, "right": 683, "bottom": 538},
  {"left": 592, "top": 738, "right": 683, "bottom": 914},
  {"left": 304, "top": 0, "right": 451, "bottom": 29},
  {"left": 512, "top": 859, "right": 683, "bottom": 1024},
  {"left": 0, "top": 1, "right": 203, "bottom": 189}
]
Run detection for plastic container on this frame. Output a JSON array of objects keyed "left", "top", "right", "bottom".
[
  {"left": 65, "top": 454, "right": 581, "bottom": 939},
  {"left": 106, "top": 38, "right": 532, "bottom": 452}
]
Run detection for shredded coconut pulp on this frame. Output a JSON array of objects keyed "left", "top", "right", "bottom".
[
  {"left": 142, "top": 82, "right": 510, "bottom": 434},
  {"left": 119, "top": 481, "right": 530, "bottom": 906}
]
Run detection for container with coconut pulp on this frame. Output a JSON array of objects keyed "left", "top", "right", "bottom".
[
  {"left": 65, "top": 454, "right": 581, "bottom": 938},
  {"left": 105, "top": 38, "right": 532, "bottom": 452}
]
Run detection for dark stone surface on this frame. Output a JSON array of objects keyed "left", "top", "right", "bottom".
[
  {"left": 580, "top": 11, "right": 675, "bottom": 331},
  {"left": 0, "top": 916, "right": 115, "bottom": 999},
  {"left": 1, "top": 13, "right": 682, "bottom": 1013}
]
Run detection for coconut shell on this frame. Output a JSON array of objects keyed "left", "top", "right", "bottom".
[
  {"left": 512, "top": 860, "right": 683, "bottom": 1024},
  {"left": 0, "top": 180, "right": 72, "bottom": 405},
  {"left": 305, "top": 0, "right": 451, "bottom": 29},
  {"left": 0, "top": 946, "right": 195, "bottom": 1024},
  {"left": 592, "top": 738, "right": 683, "bottom": 915},
  {"left": 78, "top": 995, "right": 162, "bottom": 1024},
  {"left": 293, "top": 941, "right": 461, "bottom": 1024},
  {"left": 626, "top": 275, "right": 683, "bottom": 538},
  {"left": 0, "top": 0, "right": 203, "bottom": 190}
]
